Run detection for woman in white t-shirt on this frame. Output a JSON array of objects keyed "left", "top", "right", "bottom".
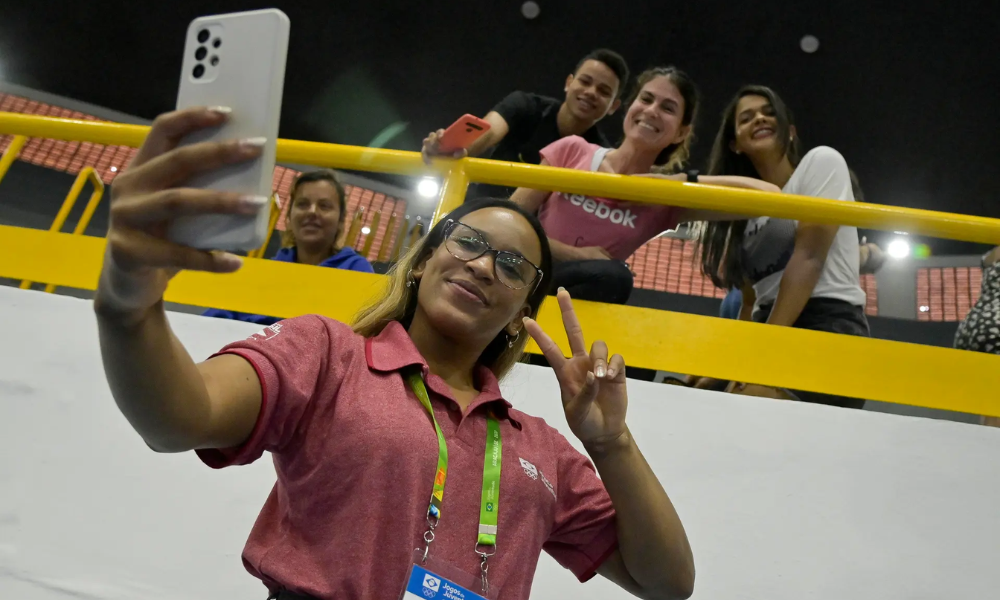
[{"left": 699, "top": 85, "right": 869, "bottom": 409}]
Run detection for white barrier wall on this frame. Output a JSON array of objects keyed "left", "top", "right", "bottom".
[{"left": 2, "top": 287, "right": 999, "bottom": 600}]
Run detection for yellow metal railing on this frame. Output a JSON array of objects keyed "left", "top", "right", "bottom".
[
  {"left": 0, "top": 135, "right": 28, "bottom": 187},
  {"left": 18, "top": 166, "right": 105, "bottom": 293},
  {"left": 3, "top": 112, "right": 1000, "bottom": 243},
  {"left": 1, "top": 111, "right": 999, "bottom": 418}
]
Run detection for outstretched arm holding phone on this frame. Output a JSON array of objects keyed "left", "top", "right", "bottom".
[{"left": 95, "top": 107, "right": 267, "bottom": 454}]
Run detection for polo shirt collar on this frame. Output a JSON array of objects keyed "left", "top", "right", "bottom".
[{"left": 365, "top": 321, "right": 520, "bottom": 426}]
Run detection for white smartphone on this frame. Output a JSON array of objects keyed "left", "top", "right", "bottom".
[{"left": 168, "top": 9, "right": 290, "bottom": 251}]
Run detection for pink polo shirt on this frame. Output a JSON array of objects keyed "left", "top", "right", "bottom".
[
  {"left": 197, "top": 316, "right": 618, "bottom": 600},
  {"left": 537, "top": 136, "right": 680, "bottom": 261}
]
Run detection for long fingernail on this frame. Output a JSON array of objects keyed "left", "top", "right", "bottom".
[
  {"left": 216, "top": 252, "right": 244, "bottom": 270},
  {"left": 208, "top": 106, "right": 233, "bottom": 115},
  {"left": 238, "top": 137, "right": 268, "bottom": 149},
  {"left": 595, "top": 363, "right": 606, "bottom": 378},
  {"left": 239, "top": 195, "right": 270, "bottom": 212}
]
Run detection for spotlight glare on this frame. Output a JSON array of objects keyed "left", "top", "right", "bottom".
[
  {"left": 361, "top": 226, "right": 371, "bottom": 235},
  {"left": 887, "top": 238, "right": 911, "bottom": 259},
  {"left": 417, "top": 177, "right": 440, "bottom": 198}
]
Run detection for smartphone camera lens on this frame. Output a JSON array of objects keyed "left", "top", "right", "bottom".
[
  {"left": 212, "top": 38, "right": 222, "bottom": 48},
  {"left": 210, "top": 56, "right": 220, "bottom": 66},
  {"left": 197, "top": 29, "right": 210, "bottom": 43},
  {"left": 193, "top": 64, "right": 205, "bottom": 79},
  {"left": 195, "top": 46, "right": 208, "bottom": 61}
]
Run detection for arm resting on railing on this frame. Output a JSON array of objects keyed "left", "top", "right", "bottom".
[{"left": 509, "top": 172, "right": 614, "bottom": 263}]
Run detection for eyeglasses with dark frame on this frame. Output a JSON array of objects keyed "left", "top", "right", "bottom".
[{"left": 442, "top": 220, "right": 543, "bottom": 291}]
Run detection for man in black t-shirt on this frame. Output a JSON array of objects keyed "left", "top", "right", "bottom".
[{"left": 423, "top": 48, "right": 629, "bottom": 198}]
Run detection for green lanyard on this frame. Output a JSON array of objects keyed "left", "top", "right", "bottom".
[{"left": 407, "top": 370, "right": 502, "bottom": 549}]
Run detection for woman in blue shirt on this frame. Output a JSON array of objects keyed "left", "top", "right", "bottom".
[{"left": 203, "top": 169, "right": 374, "bottom": 325}]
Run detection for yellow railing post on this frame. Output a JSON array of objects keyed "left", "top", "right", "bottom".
[
  {"left": 0, "top": 135, "right": 28, "bottom": 188},
  {"left": 390, "top": 215, "right": 410, "bottom": 262},
  {"left": 361, "top": 210, "right": 382, "bottom": 259},
  {"left": 377, "top": 212, "right": 398, "bottom": 263},
  {"left": 431, "top": 165, "right": 469, "bottom": 227},
  {"left": 249, "top": 194, "right": 281, "bottom": 259},
  {"left": 21, "top": 167, "right": 104, "bottom": 291}
]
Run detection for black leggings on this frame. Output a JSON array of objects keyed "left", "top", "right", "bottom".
[
  {"left": 753, "top": 297, "right": 870, "bottom": 409},
  {"left": 552, "top": 259, "right": 634, "bottom": 305}
]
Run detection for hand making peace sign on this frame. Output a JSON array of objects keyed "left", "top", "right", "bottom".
[{"left": 522, "top": 288, "right": 628, "bottom": 447}]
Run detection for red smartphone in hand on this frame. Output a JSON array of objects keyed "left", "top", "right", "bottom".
[{"left": 437, "top": 114, "right": 491, "bottom": 154}]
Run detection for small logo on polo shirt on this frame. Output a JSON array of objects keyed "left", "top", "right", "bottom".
[
  {"left": 422, "top": 574, "right": 441, "bottom": 597},
  {"left": 539, "top": 470, "right": 556, "bottom": 500},
  {"left": 248, "top": 322, "right": 282, "bottom": 342},
  {"left": 521, "top": 457, "right": 556, "bottom": 499},
  {"left": 519, "top": 457, "right": 538, "bottom": 480}
]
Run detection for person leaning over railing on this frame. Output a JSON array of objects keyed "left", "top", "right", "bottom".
[
  {"left": 422, "top": 49, "right": 629, "bottom": 199},
  {"left": 92, "top": 107, "right": 695, "bottom": 600},
  {"left": 698, "top": 85, "right": 870, "bottom": 409},
  {"left": 510, "top": 66, "right": 781, "bottom": 305},
  {"left": 954, "top": 245, "right": 1000, "bottom": 427},
  {"left": 202, "top": 169, "right": 373, "bottom": 325}
]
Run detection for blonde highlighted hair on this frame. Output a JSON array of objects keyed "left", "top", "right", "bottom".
[{"left": 352, "top": 198, "right": 553, "bottom": 380}]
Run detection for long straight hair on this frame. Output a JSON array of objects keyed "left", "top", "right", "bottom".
[
  {"left": 699, "top": 85, "right": 801, "bottom": 289},
  {"left": 352, "top": 198, "right": 553, "bottom": 379}
]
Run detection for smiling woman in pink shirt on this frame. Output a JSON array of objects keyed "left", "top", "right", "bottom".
[
  {"left": 93, "top": 107, "right": 695, "bottom": 600},
  {"left": 511, "top": 66, "right": 781, "bottom": 304}
]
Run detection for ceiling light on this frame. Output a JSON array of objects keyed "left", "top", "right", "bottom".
[
  {"left": 887, "top": 238, "right": 911, "bottom": 259},
  {"left": 361, "top": 226, "right": 371, "bottom": 235},
  {"left": 800, "top": 35, "right": 820, "bottom": 54},
  {"left": 919, "top": 306, "right": 930, "bottom": 313},
  {"left": 521, "top": 1, "right": 540, "bottom": 19},
  {"left": 417, "top": 177, "right": 440, "bottom": 198}
]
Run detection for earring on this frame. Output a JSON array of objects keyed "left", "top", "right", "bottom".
[
  {"left": 405, "top": 269, "right": 415, "bottom": 288},
  {"left": 508, "top": 330, "right": 520, "bottom": 348}
]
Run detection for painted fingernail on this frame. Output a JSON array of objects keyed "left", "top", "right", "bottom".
[
  {"left": 595, "top": 363, "right": 607, "bottom": 378},
  {"left": 586, "top": 371, "right": 596, "bottom": 385},
  {"left": 208, "top": 106, "right": 233, "bottom": 115},
  {"left": 238, "top": 137, "right": 268, "bottom": 149},
  {"left": 239, "top": 195, "right": 270, "bottom": 212}
]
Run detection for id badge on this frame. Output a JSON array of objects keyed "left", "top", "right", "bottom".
[{"left": 399, "top": 550, "right": 500, "bottom": 600}]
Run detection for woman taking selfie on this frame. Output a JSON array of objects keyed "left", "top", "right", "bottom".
[
  {"left": 699, "top": 85, "right": 869, "bottom": 408},
  {"left": 94, "top": 107, "right": 694, "bottom": 600}
]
